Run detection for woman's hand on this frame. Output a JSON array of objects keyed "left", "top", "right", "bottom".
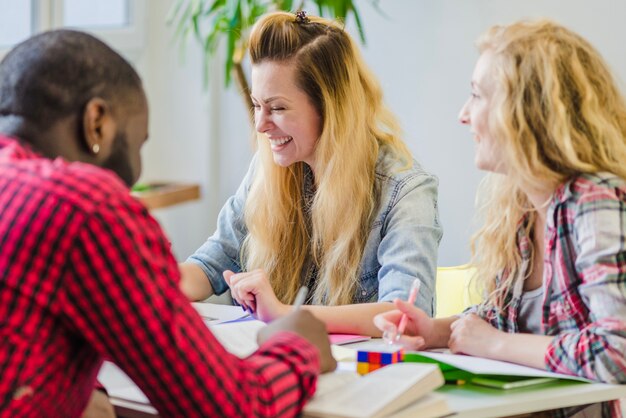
[
  {"left": 448, "top": 313, "right": 504, "bottom": 357},
  {"left": 224, "top": 269, "right": 290, "bottom": 322},
  {"left": 373, "top": 299, "right": 434, "bottom": 350}
]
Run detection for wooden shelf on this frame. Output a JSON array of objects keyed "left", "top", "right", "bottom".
[{"left": 132, "top": 183, "right": 200, "bottom": 210}]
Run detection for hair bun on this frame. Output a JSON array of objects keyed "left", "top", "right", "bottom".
[{"left": 295, "top": 10, "right": 310, "bottom": 24}]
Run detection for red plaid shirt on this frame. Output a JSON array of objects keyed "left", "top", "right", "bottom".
[{"left": 0, "top": 136, "right": 319, "bottom": 417}]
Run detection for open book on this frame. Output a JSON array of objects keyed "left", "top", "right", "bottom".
[
  {"left": 404, "top": 350, "right": 591, "bottom": 390},
  {"left": 303, "top": 363, "right": 450, "bottom": 418}
]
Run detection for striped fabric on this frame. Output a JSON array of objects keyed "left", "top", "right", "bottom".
[
  {"left": 0, "top": 136, "right": 319, "bottom": 417},
  {"left": 475, "top": 173, "right": 626, "bottom": 418}
]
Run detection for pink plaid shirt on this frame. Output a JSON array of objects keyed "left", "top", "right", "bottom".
[{"left": 473, "top": 173, "right": 626, "bottom": 417}]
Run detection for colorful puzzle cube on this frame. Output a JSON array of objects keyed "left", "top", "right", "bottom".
[{"left": 356, "top": 344, "right": 404, "bottom": 375}]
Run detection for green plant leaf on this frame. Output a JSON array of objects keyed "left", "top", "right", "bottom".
[
  {"left": 223, "top": 1, "right": 242, "bottom": 86},
  {"left": 349, "top": 1, "right": 366, "bottom": 43},
  {"left": 207, "top": 0, "right": 226, "bottom": 14},
  {"left": 167, "top": 0, "right": 381, "bottom": 91},
  {"left": 166, "top": 0, "right": 185, "bottom": 23},
  {"left": 274, "top": 0, "right": 293, "bottom": 11}
]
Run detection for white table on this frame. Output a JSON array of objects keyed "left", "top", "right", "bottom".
[
  {"left": 439, "top": 379, "right": 625, "bottom": 418},
  {"left": 98, "top": 310, "right": 626, "bottom": 417},
  {"left": 99, "top": 359, "right": 626, "bottom": 418}
]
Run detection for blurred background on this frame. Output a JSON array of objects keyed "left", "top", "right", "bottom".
[{"left": 2, "top": 0, "right": 625, "bottom": 267}]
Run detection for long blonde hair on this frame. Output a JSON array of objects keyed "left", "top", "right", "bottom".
[
  {"left": 470, "top": 20, "right": 626, "bottom": 310},
  {"left": 242, "top": 11, "right": 412, "bottom": 305}
]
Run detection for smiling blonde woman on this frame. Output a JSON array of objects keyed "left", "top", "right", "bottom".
[
  {"left": 180, "top": 11, "right": 442, "bottom": 336},
  {"left": 375, "top": 20, "right": 626, "bottom": 417}
]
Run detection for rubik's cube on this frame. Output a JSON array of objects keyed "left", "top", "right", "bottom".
[{"left": 356, "top": 345, "right": 404, "bottom": 375}]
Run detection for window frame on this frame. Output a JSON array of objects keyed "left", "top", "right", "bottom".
[{"left": 0, "top": 0, "right": 146, "bottom": 59}]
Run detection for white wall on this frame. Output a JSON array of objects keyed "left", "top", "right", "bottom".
[
  {"left": 138, "top": 0, "right": 626, "bottom": 266},
  {"left": 134, "top": 0, "right": 254, "bottom": 260},
  {"left": 354, "top": 0, "right": 626, "bottom": 266}
]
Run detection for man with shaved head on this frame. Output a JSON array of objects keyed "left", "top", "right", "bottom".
[{"left": 0, "top": 30, "right": 334, "bottom": 417}]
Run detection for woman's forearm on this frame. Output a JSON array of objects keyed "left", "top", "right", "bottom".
[
  {"left": 304, "top": 303, "right": 395, "bottom": 336},
  {"left": 487, "top": 333, "right": 552, "bottom": 369},
  {"left": 178, "top": 262, "right": 214, "bottom": 301},
  {"left": 426, "top": 317, "right": 457, "bottom": 349}
]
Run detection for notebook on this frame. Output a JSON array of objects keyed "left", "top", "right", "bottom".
[
  {"left": 302, "top": 363, "right": 450, "bottom": 418},
  {"left": 329, "top": 334, "right": 371, "bottom": 345},
  {"left": 403, "top": 350, "right": 591, "bottom": 390}
]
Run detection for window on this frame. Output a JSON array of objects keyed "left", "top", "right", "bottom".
[
  {"left": 55, "top": 0, "right": 146, "bottom": 55},
  {"left": 0, "top": 0, "right": 33, "bottom": 48},
  {"left": 0, "top": 0, "right": 145, "bottom": 59},
  {"left": 62, "top": 0, "right": 129, "bottom": 29}
]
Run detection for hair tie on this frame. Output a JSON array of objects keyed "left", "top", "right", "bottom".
[{"left": 295, "top": 10, "right": 310, "bottom": 24}]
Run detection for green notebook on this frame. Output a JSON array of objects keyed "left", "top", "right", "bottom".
[
  {"left": 469, "top": 375, "right": 557, "bottom": 389},
  {"left": 402, "top": 351, "right": 588, "bottom": 390}
]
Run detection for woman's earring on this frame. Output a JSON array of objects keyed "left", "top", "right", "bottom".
[{"left": 92, "top": 144, "right": 100, "bottom": 154}]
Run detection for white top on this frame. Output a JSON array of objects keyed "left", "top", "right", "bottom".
[{"left": 517, "top": 286, "right": 544, "bottom": 334}]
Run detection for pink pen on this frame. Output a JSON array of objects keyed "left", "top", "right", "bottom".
[
  {"left": 384, "top": 278, "right": 421, "bottom": 344},
  {"left": 397, "top": 279, "right": 421, "bottom": 336}
]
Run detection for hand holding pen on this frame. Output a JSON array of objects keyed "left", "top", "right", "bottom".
[
  {"left": 382, "top": 278, "right": 421, "bottom": 345},
  {"left": 224, "top": 269, "right": 291, "bottom": 322}
]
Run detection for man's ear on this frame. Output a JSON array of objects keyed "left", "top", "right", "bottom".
[{"left": 82, "top": 97, "right": 117, "bottom": 157}]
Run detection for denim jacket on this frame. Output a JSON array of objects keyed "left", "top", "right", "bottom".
[{"left": 188, "top": 145, "right": 442, "bottom": 315}]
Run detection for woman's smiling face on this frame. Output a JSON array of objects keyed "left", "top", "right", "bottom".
[{"left": 251, "top": 60, "right": 322, "bottom": 172}]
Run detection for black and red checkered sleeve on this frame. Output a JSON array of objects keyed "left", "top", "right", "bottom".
[{"left": 61, "top": 198, "right": 320, "bottom": 417}]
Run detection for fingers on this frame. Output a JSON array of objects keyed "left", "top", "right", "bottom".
[
  {"left": 449, "top": 314, "right": 479, "bottom": 335},
  {"left": 449, "top": 316, "right": 461, "bottom": 331},
  {"left": 394, "top": 299, "right": 422, "bottom": 319},
  {"left": 448, "top": 315, "right": 479, "bottom": 355},
  {"left": 381, "top": 328, "right": 398, "bottom": 345},
  {"left": 392, "top": 299, "right": 426, "bottom": 331},
  {"left": 373, "top": 311, "right": 402, "bottom": 333},
  {"left": 224, "top": 270, "right": 255, "bottom": 313},
  {"left": 224, "top": 270, "right": 281, "bottom": 320},
  {"left": 395, "top": 335, "right": 426, "bottom": 350},
  {"left": 242, "top": 299, "right": 256, "bottom": 314},
  {"left": 448, "top": 334, "right": 466, "bottom": 355},
  {"left": 223, "top": 270, "right": 235, "bottom": 285},
  {"left": 375, "top": 306, "right": 427, "bottom": 350}
]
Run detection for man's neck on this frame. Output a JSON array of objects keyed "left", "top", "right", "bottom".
[
  {"left": 0, "top": 114, "right": 84, "bottom": 163},
  {"left": 0, "top": 115, "right": 34, "bottom": 139}
]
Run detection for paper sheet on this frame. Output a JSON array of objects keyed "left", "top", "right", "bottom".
[
  {"left": 208, "top": 318, "right": 266, "bottom": 358},
  {"left": 191, "top": 302, "right": 251, "bottom": 325},
  {"left": 100, "top": 362, "right": 150, "bottom": 404}
]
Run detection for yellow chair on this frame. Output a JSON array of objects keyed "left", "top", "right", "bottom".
[{"left": 435, "top": 264, "right": 480, "bottom": 318}]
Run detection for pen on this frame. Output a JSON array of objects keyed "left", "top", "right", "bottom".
[
  {"left": 383, "top": 278, "right": 421, "bottom": 344},
  {"left": 292, "top": 286, "right": 309, "bottom": 311}
]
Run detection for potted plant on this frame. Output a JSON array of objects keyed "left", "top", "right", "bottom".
[{"left": 168, "top": 0, "right": 379, "bottom": 112}]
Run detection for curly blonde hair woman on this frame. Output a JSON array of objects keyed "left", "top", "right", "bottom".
[
  {"left": 375, "top": 20, "right": 626, "bottom": 416},
  {"left": 181, "top": 11, "right": 442, "bottom": 336}
]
